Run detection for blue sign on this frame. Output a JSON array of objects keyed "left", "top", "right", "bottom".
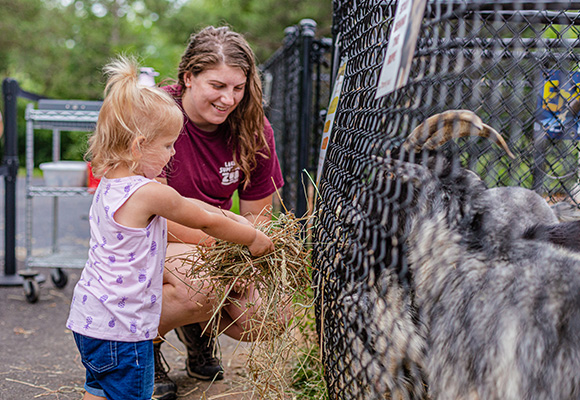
[{"left": 537, "top": 70, "right": 580, "bottom": 140}]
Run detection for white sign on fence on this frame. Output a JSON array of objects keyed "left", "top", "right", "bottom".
[{"left": 375, "top": 0, "right": 427, "bottom": 99}]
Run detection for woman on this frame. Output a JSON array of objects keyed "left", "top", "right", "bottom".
[{"left": 153, "top": 26, "right": 284, "bottom": 400}]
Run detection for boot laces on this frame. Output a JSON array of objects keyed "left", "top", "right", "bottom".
[{"left": 154, "top": 344, "right": 171, "bottom": 380}]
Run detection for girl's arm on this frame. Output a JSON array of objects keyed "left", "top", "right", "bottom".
[
  {"left": 126, "top": 183, "right": 273, "bottom": 256},
  {"left": 156, "top": 177, "right": 249, "bottom": 244},
  {"left": 166, "top": 220, "right": 215, "bottom": 245},
  {"left": 186, "top": 197, "right": 251, "bottom": 225},
  {"left": 165, "top": 198, "right": 250, "bottom": 245}
]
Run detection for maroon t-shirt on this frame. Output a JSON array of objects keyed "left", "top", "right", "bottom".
[{"left": 161, "top": 85, "right": 284, "bottom": 210}]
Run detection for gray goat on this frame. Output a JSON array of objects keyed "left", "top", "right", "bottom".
[{"left": 342, "top": 110, "right": 580, "bottom": 399}]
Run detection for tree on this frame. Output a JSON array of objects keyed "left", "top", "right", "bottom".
[
  {"left": 156, "top": 0, "right": 332, "bottom": 63},
  {"left": 1, "top": 0, "right": 332, "bottom": 163}
]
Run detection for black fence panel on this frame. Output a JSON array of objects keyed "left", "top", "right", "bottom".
[
  {"left": 261, "top": 19, "right": 332, "bottom": 216},
  {"left": 313, "top": 1, "right": 580, "bottom": 399}
]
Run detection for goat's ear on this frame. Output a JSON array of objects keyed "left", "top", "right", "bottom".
[
  {"left": 524, "top": 221, "right": 580, "bottom": 253},
  {"left": 462, "top": 212, "right": 485, "bottom": 252},
  {"left": 469, "top": 212, "right": 483, "bottom": 231},
  {"left": 522, "top": 224, "right": 544, "bottom": 241}
]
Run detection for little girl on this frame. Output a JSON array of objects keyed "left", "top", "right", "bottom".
[{"left": 66, "top": 56, "right": 274, "bottom": 400}]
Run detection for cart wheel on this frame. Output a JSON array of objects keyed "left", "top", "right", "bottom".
[
  {"left": 23, "top": 279, "right": 40, "bottom": 304},
  {"left": 51, "top": 268, "right": 68, "bottom": 289}
]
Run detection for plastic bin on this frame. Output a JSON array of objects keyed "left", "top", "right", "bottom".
[{"left": 39, "top": 161, "right": 88, "bottom": 187}]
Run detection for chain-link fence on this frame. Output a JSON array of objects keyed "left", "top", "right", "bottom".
[
  {"left": 313, "top": 1, "right": 580, "bottom": 398},
  {"left": 261, "top": 19, "right": 332, "bottom": 216}
]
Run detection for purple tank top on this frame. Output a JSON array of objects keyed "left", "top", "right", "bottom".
[{"left": 66, "top": 175, "right": 166, "bottom": 341}]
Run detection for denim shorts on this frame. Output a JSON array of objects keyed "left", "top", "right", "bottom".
[{"left": 73, "top": 332, "right": 154, "bottom": 399}]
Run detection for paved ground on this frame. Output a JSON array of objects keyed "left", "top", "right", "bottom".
[
  {"left": 0, "top": 268, "right": 253, "bottom": 400},
  {"left": 0, "top": 177, "right": 94, "bottom": 260},
  {"left": 0, "top": 178, "right": 254, "bottom": 399}
]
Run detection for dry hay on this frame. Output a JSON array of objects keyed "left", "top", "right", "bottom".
[{"left": 169, "top": 211, "right": 316, "bottom": 399}]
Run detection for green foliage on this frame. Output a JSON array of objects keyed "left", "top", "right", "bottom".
[
  {"left": 290, "top": 307, "right": 329, "bottom": 399},
  {"left": 0, "top": 0, "right": 43, "bottom": 73},
  {"left": 159, "top": 0, "right": 332, "bottom": 62},
  {"left": 2, "top": 0, "right": 330, "bottom": 97},
  {"left": 1, "top": 0, "right": 331, "bottom": 166},
  {"left": 229, "top": 190, "right": 240, "bottom": 214}
]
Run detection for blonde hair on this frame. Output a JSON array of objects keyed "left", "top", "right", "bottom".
[
  {"left": 88, "top": 55, "right": 183, "bottom": 178},
  {"left": 177, "top": 26, "right": 269, "bottom": 188}
]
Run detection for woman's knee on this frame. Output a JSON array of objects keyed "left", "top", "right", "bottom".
[{"left": 162, "top": 280, "right": 190, "bottom": 306}]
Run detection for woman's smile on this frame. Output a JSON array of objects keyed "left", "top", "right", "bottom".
[{"left": 182, "top": 64, "right": 246, "bottom": 132}]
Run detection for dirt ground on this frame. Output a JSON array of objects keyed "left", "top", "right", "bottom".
[{"left": 0, "top": 268, "right": 256, "bottom": 400}]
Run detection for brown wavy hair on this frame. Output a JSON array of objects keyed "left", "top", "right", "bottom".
[
  {"left": 177, "top": 26, "right": 270, "bottom": 188},
  {"left": 88, "top": 55, "right": 183, "bottom": 178}
]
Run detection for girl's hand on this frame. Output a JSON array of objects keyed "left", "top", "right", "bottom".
[{"left": 248, "top": 229, "right": 274, "bottom": 257}]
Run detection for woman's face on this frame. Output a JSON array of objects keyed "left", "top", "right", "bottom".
[{"left": 182, "top": 64, "right": 247, "bottom": 132}]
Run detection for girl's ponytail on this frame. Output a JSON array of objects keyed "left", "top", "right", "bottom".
[{"left": 87, "top": 56, "right": 182, "bottom": 178}]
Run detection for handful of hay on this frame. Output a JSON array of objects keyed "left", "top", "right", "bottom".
[
  {"left": 202, "top": 212, "right": 309, "bottom": 288},
  {"left": 172, "top": 211, "right": 315, "bottom": 397}
]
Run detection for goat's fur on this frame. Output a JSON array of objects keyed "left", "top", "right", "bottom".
[{"left": 341, "top": 110, "right": 580, "bottom": 399}]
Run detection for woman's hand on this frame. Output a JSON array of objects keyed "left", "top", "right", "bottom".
[{"left": 248, "top": 229, "right": 274, "bottom": 257}]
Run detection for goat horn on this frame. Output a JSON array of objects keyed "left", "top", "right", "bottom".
[
  {"left": 403, "top": 110, "right": 515, "bottom": 159},
  {"left": 480, "top": 122, "right": 516, "bottom": 159}
]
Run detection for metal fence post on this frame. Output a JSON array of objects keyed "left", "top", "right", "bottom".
[
  {"left": 261, "top": 20, "right": 331, "bottom": 217},
  {"left": 296, "top": 18, "right": 316, "bottom": 218},
  {"left": 0, "top": 78, "right": 21, "bottom": 285},
  {"left": 281, "top": 25, "right": 298, "bottom": 209}
]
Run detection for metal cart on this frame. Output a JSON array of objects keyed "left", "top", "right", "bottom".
[{"left": 23, "top": 99, "right": 102, "bottom": 303}]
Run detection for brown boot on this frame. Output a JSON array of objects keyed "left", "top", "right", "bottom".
[
  {"left": 174, "top": 323, "right": 224, "bottom": 381},
  {"left": 152, "top": 341, "right": 177, "bottom": 400}
]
